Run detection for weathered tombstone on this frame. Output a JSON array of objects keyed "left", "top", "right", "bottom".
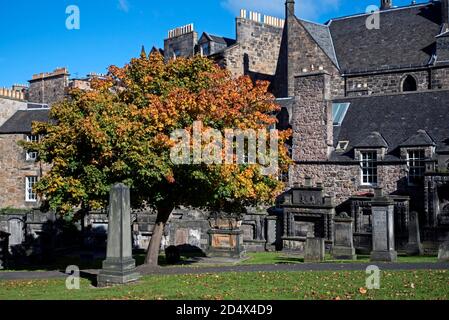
[
  {"left": 0, "top": 231, "right": 10, "bottom": 270},
  {"left": 304, "top": 237, "right": 325, "bottom": 262},
  {"left": 406, "top": 211, "right": 423, "bottom": 256},
  {"left": 438, "top": 241, "right": 449, "bottom": 262},
  {"left": 332, "top": 212, "right": 356, "bottom": 260},
  {"left": 97, "top": 184, "right": 141, "bottom": 287},
  {"left": 370, "top": 188, "right": 397, "bottom": 262},
  {"left": 207, "top": 214, "right": 245, "bottom": 259},
  {"left": 265, "top": 216, "right": 277, "bottom": 252}
]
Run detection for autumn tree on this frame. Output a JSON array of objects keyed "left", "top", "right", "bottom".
[{"left": 27, "top": 50, "right": 291, "bottom": 267}]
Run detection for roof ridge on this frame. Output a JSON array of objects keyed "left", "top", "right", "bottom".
[{"left": 327, "top": 2, "right": 431, "bottom": 23}]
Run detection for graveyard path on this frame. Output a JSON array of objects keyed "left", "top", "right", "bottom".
[{"left": 0, "top": 262, "right": 448, "bottom": 281}]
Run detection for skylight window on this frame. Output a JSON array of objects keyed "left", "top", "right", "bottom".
[{"left": 332, "top": 103, "right": 350, "bottom": 126}]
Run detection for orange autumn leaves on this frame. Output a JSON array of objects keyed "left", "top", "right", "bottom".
[{"left": 29, "top": 50, "right": 291, "bottom": 213}]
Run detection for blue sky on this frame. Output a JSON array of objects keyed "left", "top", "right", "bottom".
[{"left": 0, "top": 0, "right": 428, "bottom": 87}]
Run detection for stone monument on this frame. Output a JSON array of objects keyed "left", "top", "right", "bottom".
[
  {"left": 332, "top": 212, "right": 356, "bottom": 260},
  {"left": 405, "top": 211, "right": 423, "bottom": 256},
  {"left": 438, "top": 241, "right": 449, "bottom": 262},
  {"left": 370, "top": 188, "right": 397, "bottom": 262},
  {"left": 304, "top": 237, "right": 325, "bottom": 262},
  {"left": 207, "top": 214, "right": 245, "bottom": 259},
  {"left": 97, "top": 184, "right": 141, "bottom": 287}
]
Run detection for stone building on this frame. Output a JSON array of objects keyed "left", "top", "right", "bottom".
[{"left": 1, "top": 0, "right": 449, "bottom": 256}]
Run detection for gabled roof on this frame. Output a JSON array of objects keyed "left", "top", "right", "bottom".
[
  {"left": 0, "top": 109, "right": 50, "bottom": 134},
  {"left": 299, "top": 19, "right": 339, "bottom": 68},
  {"left": 199, "top": 32, "right": 236, "bottom": 46},
  {"left": 327, "top": 2, "right": 442, "bottom": 74},
  {"left": 332, "top": 90, "right": 449, "bottom": 161},
  {"left": 355, "top": 131, "right": 389, "bottom": 148},
  {"left": 399, "top": 129, "right": 436, "bottom": 147}
]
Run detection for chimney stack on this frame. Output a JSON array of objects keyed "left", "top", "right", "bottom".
[
  {"left": 380, "top": 0, "right": 392, "bottom": 10},
  {"left": 286, "top": 0, "right": 295, "bottom": 18}
]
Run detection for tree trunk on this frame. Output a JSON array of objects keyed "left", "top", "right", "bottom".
[{"left": 144, "top": 206, "right": 173, "bottom": 267}]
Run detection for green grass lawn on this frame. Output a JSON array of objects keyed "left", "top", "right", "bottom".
[
  {"left": 0, "top": 270, "right": 447, "bottom": 300},
  {"left": 0, "top": 252, "right": 440, "bottom": 273},
  {"left": 239, "top": 252, "right": 439, "bottom": 265}
]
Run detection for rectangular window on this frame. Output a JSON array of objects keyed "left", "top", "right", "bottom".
[
  {"left": 360, "top": 151, "right": 378, "bottom": 186},
  {"left": 407, "top": 149, "right": 425, "bottom": 185},
  {"left": 26, "top": 135, "right": 39, "bottom": 161},
  {"left": 25, "top": 176, "right": 38, "bottom": 202}
]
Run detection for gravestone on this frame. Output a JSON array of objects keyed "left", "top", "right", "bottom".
[
  {"left": 304, "top": 237, "right": 325, "bottom": 262},
  {"left": 438, "top": 242, "right": 449, "bottom": 262},
  {"left": 405, "top": 211, "right": 423, "bottom": 256},
  {"left": 265, "top": 216, "right": 277, "bottom": 252},
  {"left": 332, "top": 212, "right": 356, "bottom": 260},
  {"left": 370, "top": 188, "right": 397, "bottom": 262},
  {"left": 97, "top": 184, "right": 141, "bottom": 287},
  {"left": 0, "top": 231, "right": 10, "bottom": 270}
]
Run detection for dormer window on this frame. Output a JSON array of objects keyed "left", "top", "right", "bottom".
[
  {"left": 360, "top": 151, "right": 378, "bottom": 186},
  {"left": 407, "top": 149, "right": 425, "bottom": 185},
  {"left": 336, "top": 141, "right": 349, "bottom": 152}
]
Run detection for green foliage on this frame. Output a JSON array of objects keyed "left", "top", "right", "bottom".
[{"left": 27, "top": 51, "right": 291, "bottom": 216}]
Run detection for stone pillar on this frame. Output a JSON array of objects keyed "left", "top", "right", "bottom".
[
  {"left": 97, "top": 184, "right": 140, "bottom": 287},
  {"left": 332, "top": 213, "right": 356, "bottom": 260},
  {"left": 405, "top": 211, "right": 423, "bottom": 256},
  {"left": 370, "top": 188, "right": 397, "bottom": 262},
  {"left": 304, "top": 237, "right": 325, "bottom": 262},
  {"left": 265, "top": 216, "right": 278, "bottom": 252}
]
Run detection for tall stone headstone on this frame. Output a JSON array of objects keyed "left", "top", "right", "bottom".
[
  {"left": 304, "top": 237, "right": 325, "bottom": 262},
  {"left": 97, "top": 184, "right": 141, "bottom": 287},
  {"left": 438, "top": 242, "right": 449, "bottom": 262},
  {"left": 370, "top": 188, "right": 397, "bottom": 262},
  {"left": 406, "top": 211, "right": 423, "bottom": 256},
  {"left": 332, "top": 212, "right": 356, "bottom": 260}
]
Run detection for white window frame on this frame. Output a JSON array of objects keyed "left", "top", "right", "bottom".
[
  {"left": 360, "top": 151, "right": 378, "bottom": 186},
  {"left": 25, "top": 134, "right": 39, "bottom": 161},
  {"left": 25, "top": 176, "right": 38, "bottom": 202},
  {"left": 407, "top": 149, "right": 425, "bottom": 186}
]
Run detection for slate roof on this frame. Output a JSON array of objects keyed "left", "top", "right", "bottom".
[
  {"left": 327, "top": 2, "right": 442, "bottom": 73},
  {"left": 399, "top": 129, "right": 436, "bottom": 147},
  {"left": 331, "top": 90, "right": 449, "bottom": 161},
  {"left": 0, "top": 109, "right": 50, "bottom": 134},
  {"left": 299, "top": 19, "right": 339, "bottom": 68},
  {"left": 200, "top": 32, "right": 236, "bottom": 47},
  {"left": 354, "top": 131, "right": 389, "bottom": 148}
]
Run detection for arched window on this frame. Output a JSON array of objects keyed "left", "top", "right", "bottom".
[{"left": 402, "top": 75, "right": 417, "bottom": 92}]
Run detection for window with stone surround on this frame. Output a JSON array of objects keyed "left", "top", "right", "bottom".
[
  {"left": 407, "top": 149, "right": 425, "bottom": 185},
  {"left": 25, "top": 176, "right": 38, "bottom": 202},
  {"left": 360, "top": 151, "right": 378, "bottom": 186},
  {"left": 25, "top": 134, "right": 39, "bottom": 161}
]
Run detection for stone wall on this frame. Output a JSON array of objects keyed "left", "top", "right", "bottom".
[
  {"left": 290, "top": 162, "right": 407, "bottom": 205},
  {"left": 164, "top": 31, "right": 198, "bottom": 61},
  {"left": 219, "top": 17, "right": 283, "bottom": 81},
  {"left": 345, "top": 70, "right": 430, "bottom": 97},
  {"left": 0, "top": 98, "right": 27, "bottom": 127},
  {"left": 28, "top": 74, "right": 68, "bottom": 105},
  {"left": 431, "top": 67, "right": 449, "bottom": 90},
  {"left": 292, "top": 72, "right": 333, "bottom": 161},
  {"left": 0, "top": 134, "right": 47, "bottom": 209}
]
